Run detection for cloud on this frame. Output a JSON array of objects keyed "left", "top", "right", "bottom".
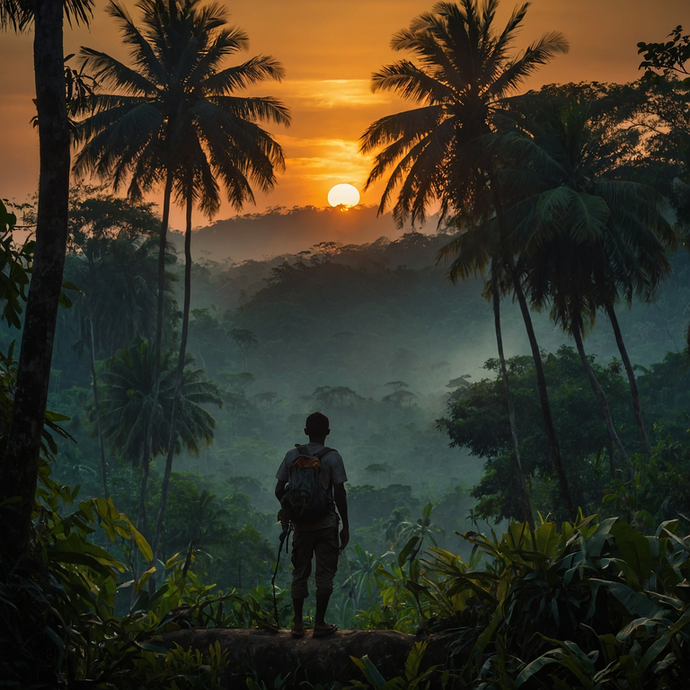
[
  {"left": 259, "top": 79, "right": 392, "bottom": 109},
  {"left": 276, "top": 135, "right": 373, "bottom": 186}
]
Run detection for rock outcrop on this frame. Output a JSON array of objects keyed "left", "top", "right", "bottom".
[{"left": 161, "top": 628, "right": 446, "bottom": 688}]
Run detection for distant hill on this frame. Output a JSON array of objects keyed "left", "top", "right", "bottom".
[{"left": 169, "top": 205, "right": 439, "bottom": 263}]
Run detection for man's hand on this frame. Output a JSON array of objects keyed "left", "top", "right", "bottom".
[{"left": 339, "top": 526, "right": 350, "bottom": 551}]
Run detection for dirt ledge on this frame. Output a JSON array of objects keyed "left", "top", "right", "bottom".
[{"left": 161, "top": 627, "right": 447, "bottom": 688}]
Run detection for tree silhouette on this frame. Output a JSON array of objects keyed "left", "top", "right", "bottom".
[
  {"left": 72, "top": 0, "right": 288, "bottom": 571},
  {"left": 638, "top": 25, "right": 690, "bottom": 80},
  {"left": 382, "top": 389, "right": 418, "bottom": 407},
  {"left": 384, "top": 381, "right": 409, "bottom": 392},
  {"left": 0, "top": 0, "right": 94, "bottom": 559},
  {"left": 362, "top": 0, "right": 569, "bottom": 522},
  {"left": 98, "top": 339, "right": 221, "bottom": 529},
  {"left": 507, "top": 86, "right": 675, "bottom": 463},
  {"left": 229, "top": 328, "right": 259, "bottom": 371}
]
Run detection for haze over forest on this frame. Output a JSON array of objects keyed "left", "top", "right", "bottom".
[{"left": 168, "top": 204, "right": 417, "bottom": 263}]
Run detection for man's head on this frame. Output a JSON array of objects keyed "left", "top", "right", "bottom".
[{"left": 305, "top": 411, "right": 330, "bottom": 441}]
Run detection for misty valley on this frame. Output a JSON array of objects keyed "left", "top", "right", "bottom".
[{"left": 6, "top": 194, "right": 690, "bottom": 686}]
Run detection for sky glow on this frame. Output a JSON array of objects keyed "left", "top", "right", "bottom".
[{"left": 1, "top": 0, "right": 689, "bottom": 230}]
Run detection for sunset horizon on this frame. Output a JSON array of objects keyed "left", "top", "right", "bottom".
[{"left": 2, "top": 0, "right": 689, "bottom": 231}]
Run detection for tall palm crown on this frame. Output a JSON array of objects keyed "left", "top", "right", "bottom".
[
  {"left": 503, "top": 88, "right": 676, "bottom": 334},
  {"left": 72, "top": 0, "right": 290, "bottom": 208},
  {"left": 98, "top": 340, "right": 222, "bottom": 467},
  {"left": 0, "top": 0, "right": 92, "bottom": 31},
  {"left": 63, "top": 234, "right": 176, "bottom": 357},
  {"left": 360, "top": 0, "right": 568, "bottom": 226}
]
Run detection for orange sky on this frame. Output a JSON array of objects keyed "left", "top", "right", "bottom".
[{"left": 1, "top": 0, "right": 689, "bottom": 231}]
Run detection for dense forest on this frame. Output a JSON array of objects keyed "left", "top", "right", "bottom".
[{"left": 3, "top": 0, "right": 690, "bottom": 687}]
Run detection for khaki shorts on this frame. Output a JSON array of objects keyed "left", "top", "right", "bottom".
[{"left": 290, "top": 525, "right": 339, "bottom": 599}]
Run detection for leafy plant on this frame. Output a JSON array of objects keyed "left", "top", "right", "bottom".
[
  {"left": 349, "top": 642, "right": 441, "bottom": 690},
  {"left": 1, "top": 460, "right": 232, "bottom": 689}
]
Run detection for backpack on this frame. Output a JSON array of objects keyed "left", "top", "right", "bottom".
[{"left": 281, "top": 445, "right": 335, "bottom": 525}]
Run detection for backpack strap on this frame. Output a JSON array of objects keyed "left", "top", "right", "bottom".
[
  {"left": 292, "top": 456, "right": 322, "bottom": 470},
  {"left": 294, "top": 444, "right": 336, "bottom": 459}
]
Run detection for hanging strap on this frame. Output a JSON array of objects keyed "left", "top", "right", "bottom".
[{"left": 271, "top": 522, "right": 292, "bottom": 628}]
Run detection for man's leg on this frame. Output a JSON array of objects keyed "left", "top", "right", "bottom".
[
  {"left": 293, "top": 596, "right": 305, "bottom": 631},
  {"left": 290, "top": 529, "right": 313, "bottom": 635},
  {"left": 313, "top": 526, "right": 340, "bottom": 635},
  {"left": 315, "top": 590, "right": 331, "bottom": 628}
]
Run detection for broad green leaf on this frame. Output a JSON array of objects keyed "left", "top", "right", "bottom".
[
  {"left": 586, "top": 517, "right": 617, "bottom": 557},
  {"left": 42, "top": 625, "right": 65, "bottom": 652},
  {"left": 129, "top": 521, "right": 153, "bottom": 562},
  {"left": 404, "top": 641, "right": 427, "bottom": 681},
  {"left": 516, "top": 653, "right": 560, "bottom": 686},
  {"left": 592, "top": 579, "right": 663, "bottom": 619},
  {"left": 135, "top": 566, "right": 157, "bottom": 594},
  {"left": 639, "top": 609, "right": 690, "bottom": 673},
  {"left": 474, "top": 605, "right": 502, "bottom": 664},
  {"left": 351, "top": 655, "right": 387, "bottom": 688},
  {"left": 48, "top": 547, "right": 118, "bottom": 578},
  {"left": 398, "top": 536, "right": 420, "bottom": 566},
  {"left": 610, "top": 521, "right": 652, "bottom": 584},
  {"left": 534, "top": 521, "right": 561, "bottom": 558}
]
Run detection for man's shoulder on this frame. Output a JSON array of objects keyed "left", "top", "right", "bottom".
[
  {"left": 283, "top": 445, "right": 344, "bottom": 465},
  {"left": 319, "top": 447, "right": 343, "bottom": 463},
  {"left": 322, "top": 449, "right": 347, "bottom": 484}
]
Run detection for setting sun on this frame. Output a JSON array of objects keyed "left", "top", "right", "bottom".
[{"left": 328, "top": 183, "right": 360, "bottom": 208}]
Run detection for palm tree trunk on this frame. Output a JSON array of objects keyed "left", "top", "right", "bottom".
[
  {"left": 605, "top": 302, "right": 650, "bottom": 458},
  {"left": 490, "top": 178, "right": 574, "bottom": 519},
  {"left": 512, "top": 275, "right": 576, "bottom": 519},
  {"left": 571, "top": 322, "right": 633, "bottom": 478},
  {"left": 491, "top": 259, "right": 534, "bottom": 530},
  {"left": 137, "top": 448, "right": 149, "bottom": 530},
  {"left": 151, "top": 187, "right": 193, "bottom": 583},
  {"left": 138, "top": 167, "right": 174, "bottom": 532},
  {"left": 0, "top": 0, "right": 70, "bottom": 560},
  {"left": 88, "top": 317, "right": 108, "bottom": 496}
]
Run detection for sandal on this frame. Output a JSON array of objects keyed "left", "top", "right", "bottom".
[
  {"left": 291, "top": 626, "right": 305, "bottom": 639},
  {"left": 312, "top": 623, "right": 338, "bottom": 638}
]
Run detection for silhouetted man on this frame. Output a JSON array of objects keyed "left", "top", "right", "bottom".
[{"left": 275, "top": 411, "right": 349, "bottom": 638}]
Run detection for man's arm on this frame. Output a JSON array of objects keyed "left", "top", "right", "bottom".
[
  {"left": 333, "top": 482, "right": 349, "bottom": 550},
  {"left": 275, "top": 479, "right": 287, "bottom": 502}
]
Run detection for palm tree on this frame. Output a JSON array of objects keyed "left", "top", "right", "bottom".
[
  {"left": 229, "top": 328, "right": 259, "bottom": 371},
  {"left": 360, "top": 0, "right": 570, "bottom": 519},
  {"left": 519, "top": 234, "right": 634, "bottom": 474},
  {"left": 62, "top": 218, "right": 176, "bottom": 496},
  {"left": 72, "top": 0, "right": 289, "bottom": 553},
  {"left": 504, "top": 87, "right": 675, "bottom": 465},
  {"left": 98, "top": 339, "right": 222, "bottom": 528},
  {"left": 64, "top": 195, "right": 174, "bottom": 361},
  {"left": 0, "top": 0, "right": 94, "bottom": 560},
  {"left": 442, "top": 233, "right": 534, "bottom": 526}
]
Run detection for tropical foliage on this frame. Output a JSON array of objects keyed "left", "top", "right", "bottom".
[
  {"left": 365, "top": 512, "right": 690, "bottom": 689},
  {"left": 5, "top": 0, "right": 690, "bottom": 687}
]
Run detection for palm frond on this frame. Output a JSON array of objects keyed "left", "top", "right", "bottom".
[
  {"left": 371, "top": 60, "right": 454, "bottom": 104},
  {"left": 360, "top": 105, "right": 445, "bottom": 154},
  {"left": 0, "top": 0, "right": 32, "bottom": 31},
  {"left": 207, "top": 94, "right": 291, "bottom": 127},
  {"left": 200, "top": 54, "right": 285, "bottom": 94},
  {"left": 104, "top": 0, "right": 166, "bottom": 86},
  {"left": 489, "top": 31, "right": 569, "bottom": 100},
  {"left": 79, "top": 47, "right": 158, "bottom": 96}
]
